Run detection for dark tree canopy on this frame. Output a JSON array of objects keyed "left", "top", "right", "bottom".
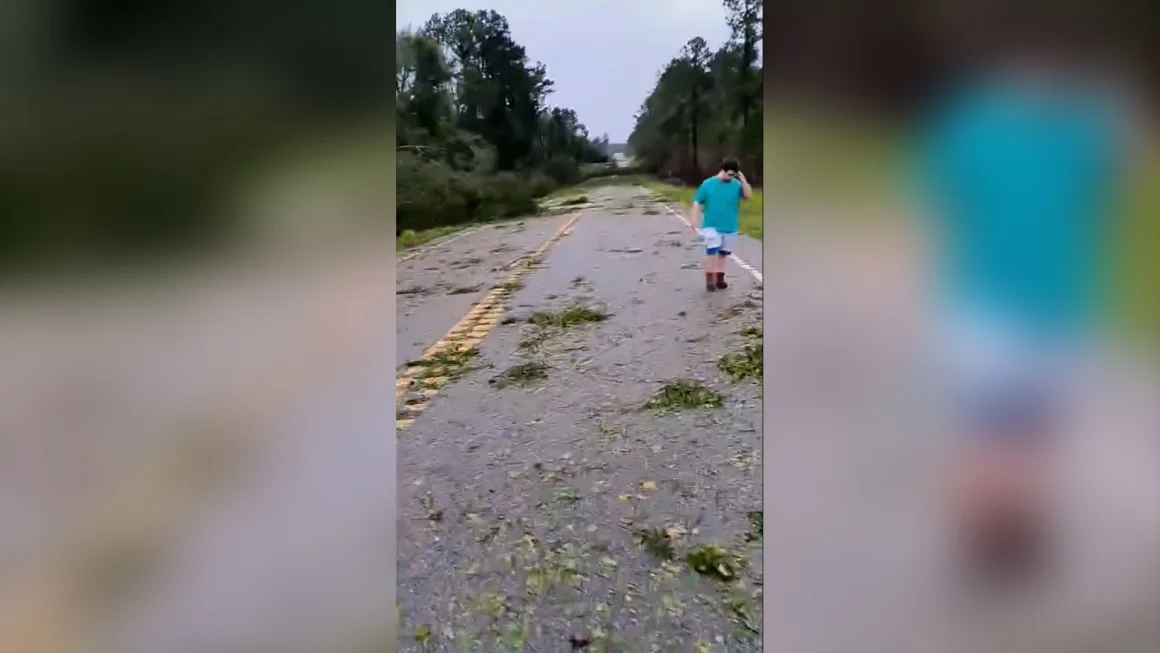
[
  {"left": 395, "top": 10, "right": 613, "bottom": 233},
  {"left": 627, "top": 1, "right": 763, "bottom": 185}
]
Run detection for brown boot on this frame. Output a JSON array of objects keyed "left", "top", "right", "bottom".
[
  {"left": 963, "top": 496, "right": 1047, "bottom": 584},
  {"left": 705, "top": 272, "right": 717, "bottom": 291},
  {"left": 715, "top": 272, "right": 728, "bottom": 289}
]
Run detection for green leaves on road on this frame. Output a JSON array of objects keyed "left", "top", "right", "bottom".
[
  {"left": 685, "top": 544, "right": 746, "bottom": 583},
  {"left": 490, "top": 361, "right": 551, "bottom": 389},
  {"left": 717, "top": 343, "right": 762, "bottom": 382},
  {"left": 645, "top": 380, "right": 725, "bottom": 412},
  {"left": 527, "top": 304, "right": 609, "bottom": 328},
  {"left": 518, "top": 304, "right": 610, "bottom": 351},
  {"left": 406, "top": 345, "right": 479, "bottom": 382}
]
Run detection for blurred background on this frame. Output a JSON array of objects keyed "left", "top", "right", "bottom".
[
  {"left": 1, "top": 2, "right": 397, "bottom": 652},
  {"left": 1, "top": 0, "right": 1156, "bottom": 652},
  {"left": 1, "top": 0, "right": 397, "bottom": 274},
  {"left": 754, "top": 2, "right": 1160, "bottom": 652},
  {"left": 759, "top": 0, "right": 1159, "bottom": 342}
]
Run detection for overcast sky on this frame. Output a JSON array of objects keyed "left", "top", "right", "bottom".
[{"left": 396, "top": 1, "right": 733, "bottom": 142}]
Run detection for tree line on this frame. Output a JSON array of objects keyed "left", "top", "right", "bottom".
[
  {"left": 2, "top": 0, "right": 395, "bottom": 272},
  {"left": 396, "top": 10, "right": 624, "bottom": 235},
  {"left": 764, "top": 2, "right": 1159, "bottom": 116},
  {"left": 628, "top": 0, "right": 763, "bottom": 186}
]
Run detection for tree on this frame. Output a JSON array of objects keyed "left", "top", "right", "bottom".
[
  {"left": 395, "top": 10, "right": 610, "bottom": 233},
  {"left": 396, "top": 30, "right": 454, "bottom": 138},
  {"left": 723, "top": 0, "right": 762, "bottom": 176},
  {"left": 628, "top": 7, "right": 763, "bottom": 183}
]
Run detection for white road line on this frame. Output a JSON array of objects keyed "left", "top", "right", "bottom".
[
  {"left": 398, "top": 226, "right": 485, "bottom": 262},
  {"left": 648, "top": 193, "right": 764, "bottom": 285}
]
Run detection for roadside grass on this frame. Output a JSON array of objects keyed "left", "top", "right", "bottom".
[
  {"left": 541, "top": 172, "right": 647, "bottom": 202},
  {"left": 398, "top": 172, "right": 641, "bottom": 253},
  {"left": 396, "top": 214, "right": 538, "bottom": 254},
  {"left": 763, "top": 109, "right": 904, "bottom": 209},
  {"left": 1114, "top": 150, "right": 1160, "bottom": 345},
  {"left": 397, "top": 225, "right": 466, "bottom": 252}
]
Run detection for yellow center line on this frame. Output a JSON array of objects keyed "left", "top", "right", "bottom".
[{"left": 395, "top": 212, "right": 583, "bottom": 431}]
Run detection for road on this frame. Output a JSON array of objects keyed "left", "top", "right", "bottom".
[
  {"left": 396, "top": 183, "right": 1160, "bottom": 653},
  {"left": 7, "top": 182, "right": 1151, "bottom": 653},
  {"left": 397, "top": 185, "right": 765, "bottom": 652}
]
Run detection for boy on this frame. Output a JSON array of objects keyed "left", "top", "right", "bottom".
[
  {"left": 919, "top": 37, "right": 1124, "bottom": 577},
  {"left": 692, "top": 160, "right": 752, "bottom": 291}
]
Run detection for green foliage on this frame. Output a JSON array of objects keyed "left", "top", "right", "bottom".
[
  {"left": 395, "top": 10, "right": 612, "bottom": 234},
  {"left": 0, "top": 98, "right": 302, "bottom": 272},
  {"left": 542, "top": 156, "right": 582, "bottom": 186},
  {"left": 628, "top": 0, "right": 763, "bottom": 185}
]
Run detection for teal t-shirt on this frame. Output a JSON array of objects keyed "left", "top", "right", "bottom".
[
  {"left": 918, "top": 77, "right": 1121, "bottom": 334},
  {"left": 694, "top": 176, "right": 742, "bottom": 234}
]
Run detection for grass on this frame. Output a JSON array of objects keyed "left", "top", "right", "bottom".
[
  {"left": 517, "top": 304, "right": 609, "bottom": 351},
  {"left": 717, "top": 343, "right": 763, "bottom": 382},
  {"left": 527, "top": 304, "right": 609, "bottom": 328},
  {"left": 763, "top": 108, "right": 904, "bottom": 209},
  {"left": 489, "top": 361, "right": 551, "bottom": 388},
  {"left": 744, "top": 510, "right": 763, "bottom": 542},
  {"left": 684, "top": 545, "right": 745, "bottom": 582},
  {"left": 405, "top": 345, "right": 479, "bottom": 381},
  {"left": 1114, "top": 151, "right": 1160, "bottom": 345},
  {"left": 644, "top": 380, "right": 724, "bottom": 412},
  {"left": 645, "top": 181, "right": 763, "bottom": 241},
  {"left": 636, "top": 528, "right": 676, "bottom": 561},
  {"left": 720, "top": 299, "right": 759, "bottom": 320},
  {"left": 397, "top": 225, "right": 462, "bottom": 252},
  {"left": 446, "top": 284, "right": 482, "bottom": 295},
  {"left": 516, "top": 330, "right": 548, "bottom": 350},
  {"left": 397, "top": 177, "right": 607, "bottom": 253}
]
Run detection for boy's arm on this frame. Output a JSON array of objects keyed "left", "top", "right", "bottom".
[
  {"left": 737, "top": 172, "right": 753, "bottom": 200},
  {"left": 690, "top": 202, "right": 704, "bottom": 230},
  {"left": 691, "top": 182, "right": 707, "bottom": 229}
]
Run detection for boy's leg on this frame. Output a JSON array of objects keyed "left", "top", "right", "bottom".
[
  {"left": 947, "top": 329, "right": 1063, "bottom": 580},
  {"left": 703, "top": 250, "right": 719, "bottom": 291},
  {"left": 715, "top": 234, "right": 733, "bottom": 289},
  {"left": 955, "top": 425, "right": 1052, "bottom": 580}
]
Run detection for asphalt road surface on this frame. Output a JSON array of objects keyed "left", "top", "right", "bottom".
[
  {"left": 396, "top": 183, "right": 1160, "bottom": 653},
  {"left": 397, "top": 185, "right": 765, "bottom": 652},
  {"left": 32, "top": 182, "right": 1150, "bottom": 653}
]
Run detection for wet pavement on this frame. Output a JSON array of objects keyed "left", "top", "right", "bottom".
[
  {"left": 397, "top": 185, "right": 765, "bottom": 652},
  {"left": 397, "top": 216, "right": 574, "bottom": 367},
  {"left": 396, "top": 184, "right": 1160, "bottom": 653},
  {"left": 11, "top": 182, "right": 1151, "bottom": 653}
]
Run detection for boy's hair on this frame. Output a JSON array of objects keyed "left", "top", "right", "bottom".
[{"left": 720, "top": 159, "right": 739, "bottom": 173}]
